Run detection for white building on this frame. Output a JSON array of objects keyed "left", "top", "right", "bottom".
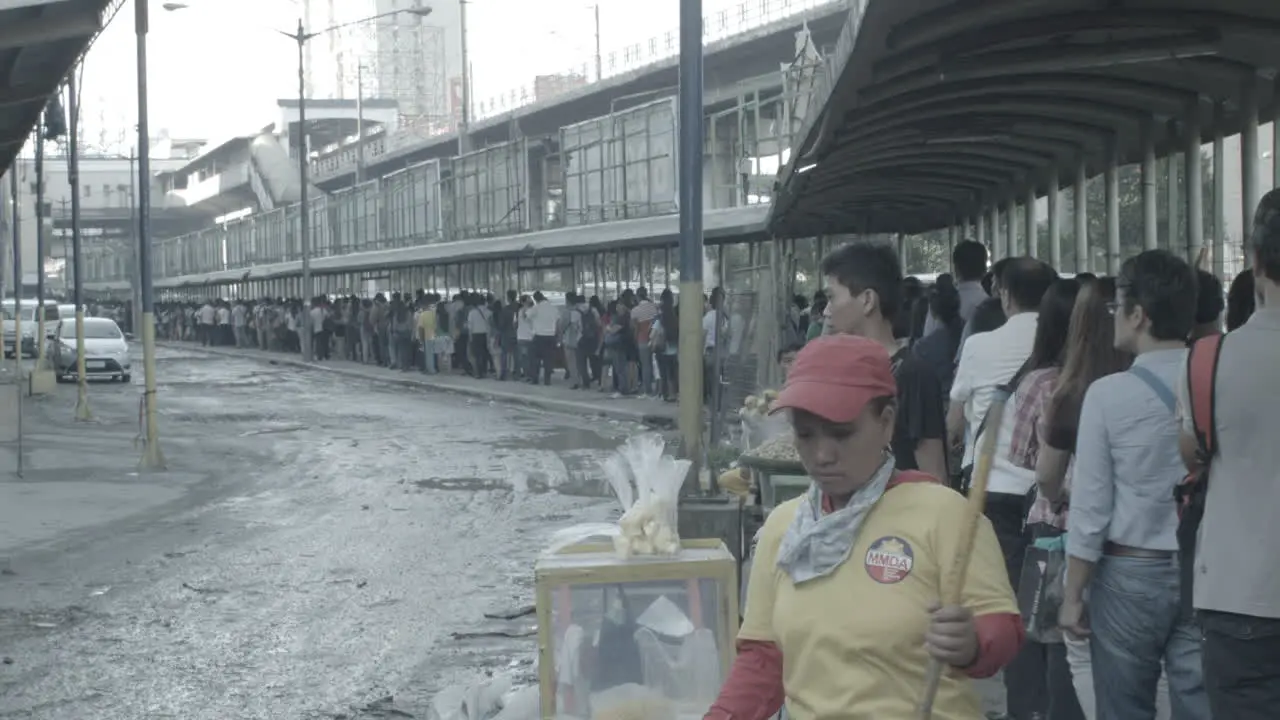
[
  {"left": 302, "top": 0, "right": 461, "bottom": 124},
  {"left": 0, "top": 137, "right": 208, "bottom": 296}
]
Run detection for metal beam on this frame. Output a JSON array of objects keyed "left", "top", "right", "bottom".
[
  {"left": 0, "top": 5, "right": 101, "bottom": 50},
  {"left": 0, "top": 82, "right": 57, "bottom": 108}
]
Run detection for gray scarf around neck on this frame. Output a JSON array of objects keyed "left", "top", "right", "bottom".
[{"left": 775, "top": 454, "right": 895, "bottom": 584}]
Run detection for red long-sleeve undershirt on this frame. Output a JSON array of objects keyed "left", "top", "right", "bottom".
[
  {"left": 706, "top": 614, "right": 1025, "bottom": 720},
  {"left": 705, "top": 471, "right": 1025, "bottom": 720}
]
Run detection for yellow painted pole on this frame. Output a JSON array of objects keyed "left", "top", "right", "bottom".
[
  {"left": 73, "top": 307, "right": 92, "bottom": 421},
  {"left": 139, "top": 312, "right": 164, "bottom": 468}
]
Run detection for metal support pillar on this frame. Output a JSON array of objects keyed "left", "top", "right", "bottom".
[
  {"left": 34, "top": 116, "right": 47, "bottom": 368},
  {"left": 295, "top": 20, "right": 313, "bottom": 362},
  {"left": 1185, "top": 107, "right": 1204, "bottom": 264},
  {"left": 1167, "top": 123, "right": 1181, "bottom": 252},
  {"left": 1213, "top": 102, "right": 1227, "bottom": 279},
  {"left": 68, "top": 67, "right": 91, "bottom": 421},
  {"left": 1023, "top": 186, "right": 1036, "bottom": 258},
  {"left": 137, "top": 0, "right": 164, "bottom": 468},
  {"left": 988, "top": 206, "right": 1001, "bottom": 259},
  {"left": 1004, "top": 197, "right": 1017, "bottom": 256},
  {"left": 676, "top": 0, "right": 705, "bottom": 486},
  {"left": 1105, "top": 137, "right": 1121, "bottom": 275},
  {"left": 1047, "top": 171, "right": 1061, "bottom": 269},
  {"left": 1141, "top": 118, "right": 1158, "bottom": 251},
  {"left": 1074, "top": 158, "right": 1089, "bottom": 273},
  {"left": 975, "top": 210, "right": 986, "bottom": 246},
  {"left": 1241, "top": 78, "right": 1260, "bottom": 267}
]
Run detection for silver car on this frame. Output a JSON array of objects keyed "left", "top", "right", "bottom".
[{"left": 49, "top": 317, "right": 132, "bottom": 383}]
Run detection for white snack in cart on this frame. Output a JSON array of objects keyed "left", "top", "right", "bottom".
[{"left": 603, "top": 436, "right": 689, "bottom": 559}]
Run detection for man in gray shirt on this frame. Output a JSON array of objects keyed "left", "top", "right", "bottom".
[
  {"left": 924, "top": 239, "right": 989, "bottom": 338},
  {"left": 1061, "top": 249, "right": 1209, "bottom": 720},
  {"left": 1179, "top": 189, "right": 1280, "bottom": 719}
]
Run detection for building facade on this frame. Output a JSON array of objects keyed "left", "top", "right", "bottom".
[{"left": 302, "top": 0, "right": 462, "bottom": 125}]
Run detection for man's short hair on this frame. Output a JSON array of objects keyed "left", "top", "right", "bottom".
[
  {"left": 1252, "top": 187, "right": 1280, "bottom": 282},
  {"left": 1118, "top": 249, "right": 1197, "bottom": 342},
  {"left": 1000, "top": 257, "right": 1059, "bottom": 312},
  {"left": 1194, "top": 270, "right": 1224, "bottom": 325},
  {"left": 952, "top": 240, "right": 988, "bottom": 282},
  {"left": 819, "top": 241, "right": 903, "bottom": 322}
]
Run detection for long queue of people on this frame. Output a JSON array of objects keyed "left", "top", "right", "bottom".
[
  {"left": 155, "top": 285, "right": 756, "bottom": 403},
  {"left": 705, "top": 191, "right": 1275, "bottom": 720}
]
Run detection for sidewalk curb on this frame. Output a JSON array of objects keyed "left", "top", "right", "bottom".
[{"left": 161, "top": 343, "right": 676, "bottom": 429}]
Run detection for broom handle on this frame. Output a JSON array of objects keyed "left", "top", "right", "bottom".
[{"left": 916, "top": 391, "right": 1010, "bottom": 720}]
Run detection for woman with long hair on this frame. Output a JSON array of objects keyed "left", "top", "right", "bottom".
[
  {"left": 1001, "top": 277, "right": 1085, "bottom": 720},
  {"left": 654, "top": 289, "right": 680, "bottom": 400},
  {"left": 1033, "top": 278, "right": 1171, "bottom": 720},
  {"left": 912, "top": 281, "right": 965, "bottom": 393}
]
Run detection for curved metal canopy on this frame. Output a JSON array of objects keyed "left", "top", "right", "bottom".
[
  {"left": 0, "top": 1, "right": 113, "bottom": 175},
  {"left": 769, "top": 0, "right": 1280, "bottom": 237}
]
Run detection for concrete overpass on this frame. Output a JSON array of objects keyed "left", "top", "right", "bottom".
[{"left": 769, "top": 0, "right": 1280, "bottom": 276}]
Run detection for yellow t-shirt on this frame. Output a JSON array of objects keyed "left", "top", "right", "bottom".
[
  {"left": 739, "top": 482, "right": 1016, "bottom": 720},
  {"left": 417, "top": 309, "right": 437, "bottom": 339}
]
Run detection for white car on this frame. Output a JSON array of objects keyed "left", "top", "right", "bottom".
[{"left": 48, "top": 317, "right": 132, "bottom": 383}]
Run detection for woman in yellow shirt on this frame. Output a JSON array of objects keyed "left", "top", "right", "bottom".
[{"left": 706, "top": 335, "right": 1023, "bottom": 720}]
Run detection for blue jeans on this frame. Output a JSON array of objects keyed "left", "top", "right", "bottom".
[
  {"left": 421, "top": 340, "right": 437, "bottom": 374},
  {"left": 638, "top": 344, "right": 655, "bottom": 395},
  {"left": 1089, "top": 555, "right": 1209, "bottom": 720}
]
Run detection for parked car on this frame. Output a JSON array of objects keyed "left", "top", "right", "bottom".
[
  {"left": 2, "top": 299, "right": 59, "bottom": 358},
  {"left": 48, "top": 317, "right": 132, "bottom": 383}
]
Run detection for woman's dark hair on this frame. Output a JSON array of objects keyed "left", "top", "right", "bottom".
[
  {"left": 1194, "top": 269, "right": 1225, "bottom": 325},
  {"left": 928, "top": 282, "right": 964, "bottom": 360},
  {"left": 660, "top": 288, "right": 678, "bottom": 338},
  {"left": 969, "top": 297, "right": 1007, "bottom": 335},
  {"left": 1021, "top": 278, "right": 1082, "bottom": 375},
  {"left": 1051, "top": 278, "right": 1134, "bottom": 433},
  {"left": 1226, "top": 271, "right": 1256, "bottom": 331}
]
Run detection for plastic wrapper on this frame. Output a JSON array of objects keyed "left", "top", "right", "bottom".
[{"left": 547, "top": 434, "right": 689, "bottom": 559}]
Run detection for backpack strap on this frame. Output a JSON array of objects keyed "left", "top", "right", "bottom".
[
  {"left": 1129, "top": 364, "right": 1177, "bottom": 414},
  {"left": 1188, "top": 334, "right": 1226, "bottom": 460}
]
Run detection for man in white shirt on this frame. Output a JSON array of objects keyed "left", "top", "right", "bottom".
[
  {"left": 215, "top": 302, "right": 232, "bottom": 346},
  {"left": 702, "top": 287, "right": 727, "bottom": 404},
  {"left": 198, "top": 301, "right": 216, "bottom": 346},
  {"left": 309, "top": 301, "right": 328, "bottom": 360},
  {"left": 529, "top": 292, "right": 559, "bottom": 385},
  {"left": 948, "top": 257, "right": 1056, "bottom": 719}
]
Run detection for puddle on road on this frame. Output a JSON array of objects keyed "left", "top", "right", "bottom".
[{"left": 414, "top": 477, "right": 552, "bottom": 494}]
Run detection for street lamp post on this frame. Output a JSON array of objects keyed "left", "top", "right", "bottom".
[
  {"left": 136, "top": 0, "right": 164, "bottom": 468},
  {"left": 68, "top": 66, "right": 92, "bottom": 422},
  {"left": 279, "top": 6, "right": 432, "bottom": 362}
]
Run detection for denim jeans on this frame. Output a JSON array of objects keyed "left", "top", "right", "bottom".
[
  {"left": 1066, "top": 635, "right": 1170, "bottom": 720},
  {"left": 638, "top": 344, "right": 655, "bottom": 395},
  {"left": 1089, "top": 555, "right": 1208, "bottom": 720},
  {"left": 421, "top": 340, "right": 437, "bottom": 373},
  {"left": 517, "top": 340, "right": 531, "bottom": 379},
  {"left": 1200, "top": 610, "right": 1280, "bottom": 720}
]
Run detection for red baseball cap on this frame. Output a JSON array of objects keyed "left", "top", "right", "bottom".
[{"left": 770, "top": 335, "right": 897, "bottom": 423}]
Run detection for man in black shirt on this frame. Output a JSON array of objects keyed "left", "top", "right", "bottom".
[{"left": 819, "top": 242, "right": 948, "bottom": 477}]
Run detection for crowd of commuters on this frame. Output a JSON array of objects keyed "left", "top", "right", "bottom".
[
  {"left": 149, "top": 189, "right": 1280, "bottom": 720},
  {"left": 707, "top": 188, "right": 1275, "bottom": 720},
  {"left": 154, "top": 285, "right": 755, "bottom": 403}
]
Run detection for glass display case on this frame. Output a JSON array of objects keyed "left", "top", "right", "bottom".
[{"left": 535, "top": 539, "right": 738, "bottom": 720}]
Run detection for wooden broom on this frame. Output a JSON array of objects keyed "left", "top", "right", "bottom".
[{"left": 916, "top": 389, "right": 1011, "bottom": 719}]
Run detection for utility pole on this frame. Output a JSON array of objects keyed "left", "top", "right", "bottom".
[
  {"left": 458, "top": 0, "right": 471, "bottom": 153},
  {"left": 593, "top": 4, "right": 602, "bottom": 82},
  {"left": 355, "top": 64, "right": 364, "bottom": 184},
  {"left": 34, "top": 108, "right": 50, "bottom": 368},
  {"left": 676, "top": 0, "right": 703, "bottom": 483},
  {"left": 68, "top": 67, "right": 92, "bottom": 421},
  {"left": 9, "top": 162, "right": 22, "bottom": 476},
  {"left": 137, "top": 0, "right": 164, "bottom": 468},
  {"left": 294, "top": 18, "right": 314, "bottom": 362}
]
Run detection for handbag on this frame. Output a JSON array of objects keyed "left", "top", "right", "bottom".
[{"left": 1016, "top": 525, "right": 1067, "bottom": 643}]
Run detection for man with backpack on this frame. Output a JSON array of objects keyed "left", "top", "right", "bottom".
[
  {"left": 573, "top": 294, "right": 599, "bottom": 390},
  {"left": 1177, "top": 190, "right": 1280, "bottom": 719}
]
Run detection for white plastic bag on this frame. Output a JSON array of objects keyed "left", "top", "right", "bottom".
[{"left": 545, "top": 434, "right": 690, "bottom": 559}]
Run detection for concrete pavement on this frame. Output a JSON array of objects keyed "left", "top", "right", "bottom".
[
  {"left": 0, "top": 346, "right": 638, "bottom": 719},
  {"left": 161, "top": 341, "right": 679, "bottom": 428}
]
